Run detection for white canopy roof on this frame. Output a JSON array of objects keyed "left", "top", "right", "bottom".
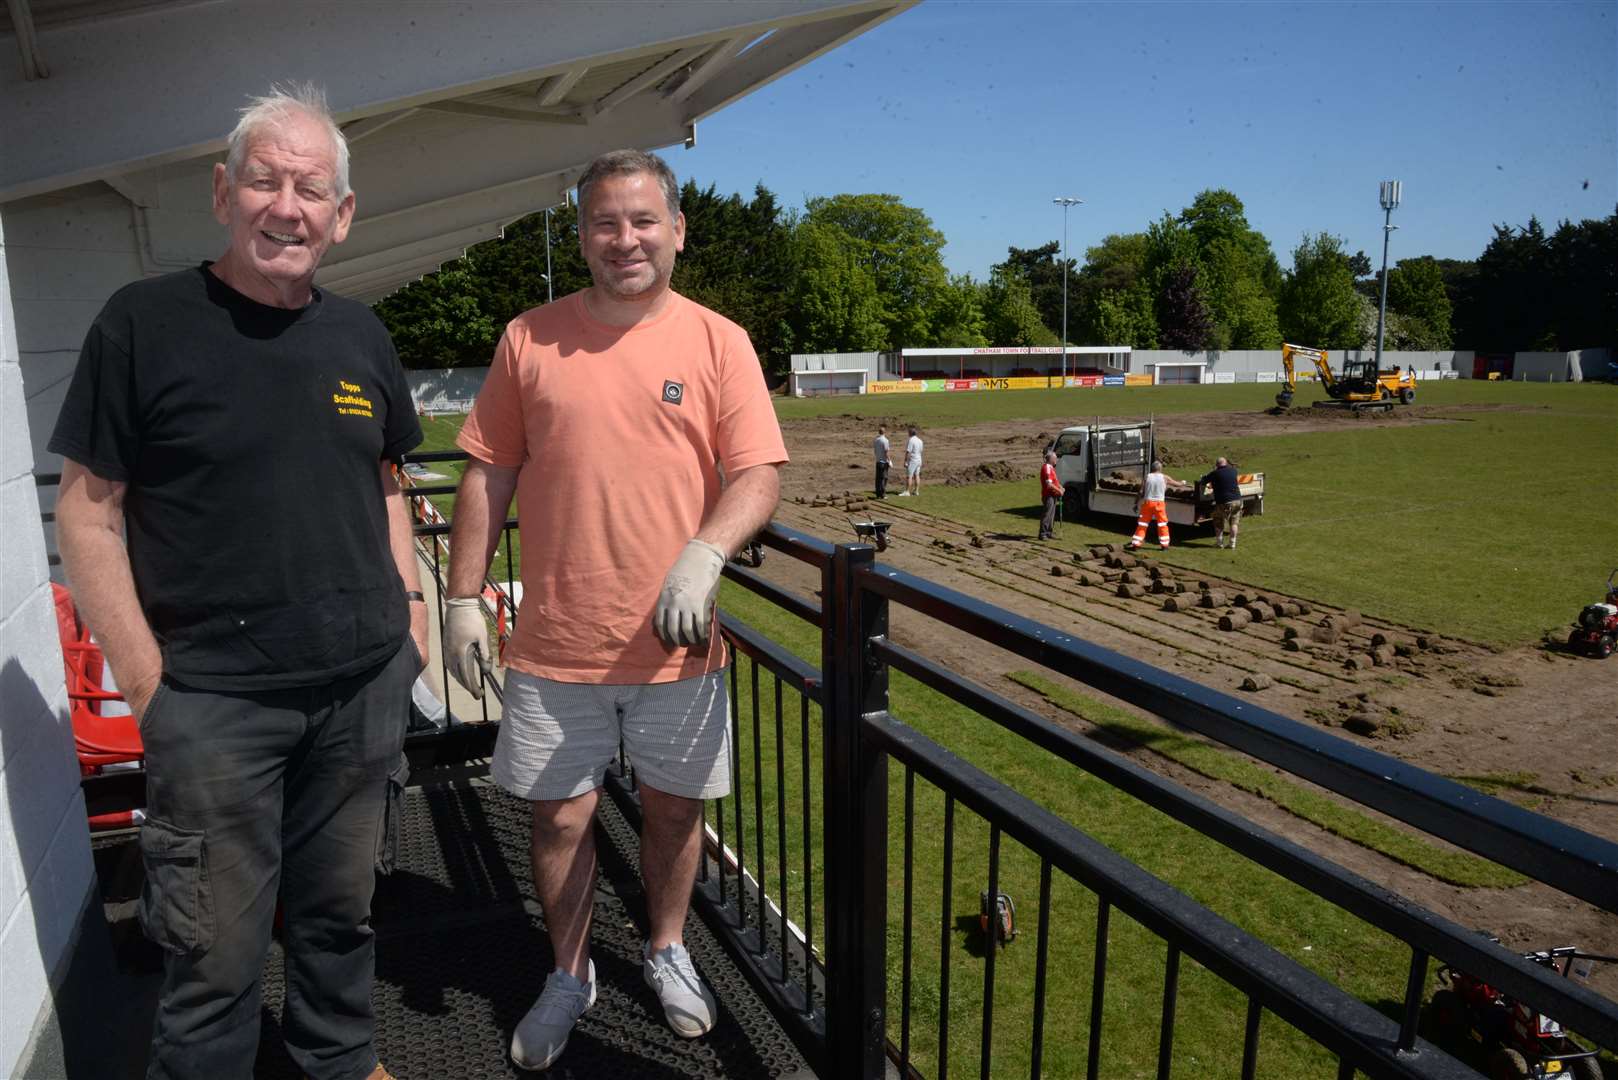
[{"left": 2, "top": 0, "right": 914, "bottom": 301}]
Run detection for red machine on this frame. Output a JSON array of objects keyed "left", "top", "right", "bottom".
[
  {"left": 1432, "top": 940, "right": 1613, "bottom": 1079},
  {"left": 1566, "top": 570, "right": 1618, "bottom": 659}
]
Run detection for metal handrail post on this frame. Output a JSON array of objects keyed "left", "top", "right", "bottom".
[{"left": 821, "top": 542, "right": 890, "bottom": 1079}]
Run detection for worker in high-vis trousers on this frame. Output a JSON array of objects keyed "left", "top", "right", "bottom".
[{"left": 1128, "top": 460, "right": 1177, "bottom": 551}]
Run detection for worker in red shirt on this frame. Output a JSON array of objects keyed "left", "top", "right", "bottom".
[{"left": 1038, "top": 450, "right": 1063, "bottom": 540}]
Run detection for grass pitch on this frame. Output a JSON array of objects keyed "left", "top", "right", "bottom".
[{"left": 818, "top": 381, "right": 1618, "bottom": 646}]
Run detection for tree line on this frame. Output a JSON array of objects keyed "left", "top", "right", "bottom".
[{"left": 373, "top": 180, "right": 1616, "bottom": 377}]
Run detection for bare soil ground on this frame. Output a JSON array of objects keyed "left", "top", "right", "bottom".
[{"left": 766, "top": 403, "right": 1618, "bottom": 996}]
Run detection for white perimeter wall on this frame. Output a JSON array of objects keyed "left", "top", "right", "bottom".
[
  {"left": 0, "top": 201, "right": 103, "bottom": 1076},
  {"left": 1132, "top": 349, "right": 1476, "bottom": 378},
  {"left": 408, "top": 367, "right": 492, "bottom": 414}
]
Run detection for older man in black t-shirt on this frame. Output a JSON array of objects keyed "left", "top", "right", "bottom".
[
  {"left": 1198, "top": 456, "right": 1245, "bottom": 550},
  {"left": 49, "top": 84, "right": 421, "bottom": 1080}
]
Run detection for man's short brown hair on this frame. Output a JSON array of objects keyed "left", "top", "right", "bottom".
[{"left": 576, "top": 149, "right": 680, "bottom": 219}]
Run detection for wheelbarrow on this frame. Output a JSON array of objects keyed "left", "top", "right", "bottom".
[{"left": 850, "top": 519, "right": 893, "bottom": 551}]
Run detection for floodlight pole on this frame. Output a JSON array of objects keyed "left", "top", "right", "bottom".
[
  {"left": 1054, "top": 196, "right": 1083, "bottom": 383},
  {"left": 1374, "top": 180, "right": 1401, "bottom": 370},
  {"left": 544, "top": 205, "right": 555, "bottom": 304}
]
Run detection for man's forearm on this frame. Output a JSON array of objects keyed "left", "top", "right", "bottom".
[
  {"left": 380, "top": 461, "right": 428, "bottom": 657},
  {"left": 381, "top": 462, "right": 424, "bottom": 594},
  {"left": 694, "top": 463, "right": 781, "bottom": 557},
  {"left": 447, "top": 459, "right": 520, "bottom": 597},
  {"left": 55, "top": 463, "right": 163, "bottom": 706}
]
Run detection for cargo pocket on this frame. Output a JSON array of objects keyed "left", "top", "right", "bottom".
[
  {"left": 374, "top": 753, "right": 411, "bottom": 875},
  {"left": 137, "top": 819, "right": 213, "bottom": 955}
]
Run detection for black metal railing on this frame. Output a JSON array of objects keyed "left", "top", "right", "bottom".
[
  {"left": 68, "top": 451, "right": 1618, "bottom": 1079},
  {"left": 629, "top": 525, "right": 1618, "bottom": 1079}
]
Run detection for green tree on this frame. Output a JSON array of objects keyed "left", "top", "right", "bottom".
[
  {"left": 800, "top": 193, "right": 948, "bottom": 347},
  {"left": 375, "top": 266, "right": 501, "bottom": 369},
  {"left": 928, "top": 273, "right": 989, "bottom": 347},
  {"left": 1469, "top": 217, "right": 1555, "bottom": 351},
  {"left": 1279, "top": 233, "right": 1362, "bottom": 348},
  {"left": 786, "top": 220, "right": 887, "bottom": 353},
  {"left": 991, "top": 241, "right": 1077, "bottom": 338},
  {"left": 1546, "top": 210, "right": 1617, "bottom": 349},
  {"left": 1385, "top": 256, "right": 1453, "bottom": 348},
  {"left": 1088, "top": 284, "right": 1158, "bottom": 348},
  {"left": 673, "top": 181, "right": 795, "bottom": 374},
  {"left": 981, "top": 268, "right": 1059, "bottom": 346},
  {"left": 1072, "top": 232, "right": 1156, "bottom": 346},
  {"left": 374, "top": 201, "right": 588, "bottom": 368},
  {"left": 1174, "top": 190, "right": 1282, "bottom": 348}
]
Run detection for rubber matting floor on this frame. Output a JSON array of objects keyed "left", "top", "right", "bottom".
[{"left": 49, "top": 781, "right": 815, "bottom": 1079}]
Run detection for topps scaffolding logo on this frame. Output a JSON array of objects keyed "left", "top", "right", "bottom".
[{"left": 661, "top": 380, "right": 684, "bottom": 406}]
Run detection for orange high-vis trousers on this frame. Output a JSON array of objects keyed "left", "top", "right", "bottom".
[{"left": 1131, "top": 500, "right": 1170, "bottom": 548}]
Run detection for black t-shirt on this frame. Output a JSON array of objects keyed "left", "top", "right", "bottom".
[
  {"left": 1199, "top": 464, "right": 1241, "bottom": 504},
  {"left": 49, "top": 264, "right": 422, "bottom": 690}
]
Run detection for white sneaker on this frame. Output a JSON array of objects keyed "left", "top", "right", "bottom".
[
  {"left": 896, "top": 491, "right": 911, "bottom": 497},
  {"left": 643, "top": 940, "right": 716, "bottom": 1038},
  {"left": 1216, "top": 536, "right": 1227, "bottom": 548},
  {"left": 511, "top": 961, "right": 595, "bottom": 1071}
]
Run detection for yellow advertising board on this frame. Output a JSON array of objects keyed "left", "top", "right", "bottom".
[
  {"left": 1125, "top": 374, "right": 1153, "bottom": 387},
  {"left": 869, "top": 380, "right": 926, "bottom": 394}
]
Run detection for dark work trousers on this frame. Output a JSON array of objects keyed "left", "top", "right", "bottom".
[
  {"left": 1039, "top": 494, "right": 1059, "bottom": 538},
  {"left": 136, "top": 639, "right": 416, "bottom": 1080},
  {"left": 875, "top": 460, "right": 890, "bottom": 498}
]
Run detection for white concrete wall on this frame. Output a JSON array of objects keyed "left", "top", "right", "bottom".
[
  {"left": 407, "top": 367, "right": 491, "bottom": 414},
  {"left": 0, "top": 209, "right": 99, "bottom": 1079},
  {"left": 790, "top": 351, "right": 880, "bottom": 373},
  {"left": 9, "top": 184, "right": 149, "bottom": 489},
  {"left": 1514, "top": 352, "right": 1573, "bottom": 381},
  {"left": 1131, "top": 349, "right": 1476, "bottom": 377},
  {"left": 1567, "top": 347, "right": 1612, "bottom": 381}
]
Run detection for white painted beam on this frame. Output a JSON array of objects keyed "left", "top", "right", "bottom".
[
  {"left": 536, "top": 66, "right": 588, "bottom": 107},
  {"left": 666, "top": 35, "right": 750, "bottom": 105},
  {"left": 1, "top": 0, "right": 895, "bottom": 202},
  {"left": 416, "top": 101, "right": 589, "bottom": 127},
  {"left": 682, "top": 3, "right": 915, "bottom": 122},
  {"left": 594, "top": 43, "right": 710, "bottom": 116},
  {"left": 342, "top": 109, "right": 419, "bottom": 144},
  {"left": 5, "top": 0, "right": 49, "bottom": 79},
  {"left": 318, "top": 222, "right": 514, "bottom": 288}
]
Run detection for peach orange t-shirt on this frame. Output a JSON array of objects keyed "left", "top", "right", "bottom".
[{"left": 457, "top": 291, "right": 787, "bottom": 683}]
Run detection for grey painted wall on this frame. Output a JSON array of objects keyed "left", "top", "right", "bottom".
[{"left": 0, "top": 208, "right": 98, "bottom": 1079}]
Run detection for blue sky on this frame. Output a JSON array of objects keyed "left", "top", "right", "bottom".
[{"left": 675, "top": 0, "right": 1616, "bottom": 279}]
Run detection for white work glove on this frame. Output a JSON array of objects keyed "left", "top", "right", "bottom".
[
  {"left": 654, "top": 539, "right": 727, "bottom": 647},
  {"left": 444, "top": 596, "right": 489, "bottom": 699}
]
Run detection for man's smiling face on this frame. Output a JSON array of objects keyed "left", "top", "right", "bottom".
[{"left": 211, "top": 109, "right": 353, "bottom": 306}]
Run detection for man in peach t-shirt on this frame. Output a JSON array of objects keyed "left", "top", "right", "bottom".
[{"left": 443, "top": 150, "right": 786, "bottom": 1071}]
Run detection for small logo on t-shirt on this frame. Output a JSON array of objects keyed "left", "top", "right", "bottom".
[
  {"left": 661, "top": 380, "right": 684, "bottom": 406},
  {"left": 333, "top": 379, "right": 374, "bottom": 418}
]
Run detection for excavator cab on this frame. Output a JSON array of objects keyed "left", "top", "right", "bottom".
[{"left": 1337, "top": 357, "right": 1380, "bottom": 395}]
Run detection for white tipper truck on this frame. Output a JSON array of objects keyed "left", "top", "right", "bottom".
[{"left": 1051, "top": 420, "right": 1265, "bottom": 525}]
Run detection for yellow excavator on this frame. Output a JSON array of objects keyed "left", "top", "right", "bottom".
[{"left": 1276, "top": 342, "right": 1416, "bottom": 411}]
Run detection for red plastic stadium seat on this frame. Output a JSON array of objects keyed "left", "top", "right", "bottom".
[{"left": 52, "top": 582, "right": 144, "bottom": 828}]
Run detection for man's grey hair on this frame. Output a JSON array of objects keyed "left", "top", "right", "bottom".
[
  {"left": 225, "top": 82, "right": 351, "bottom": 200},
  {"left": 576, "top": 149, "right": 680, "bottom": 220},
  {"left": 1151, "top": 460, "right": 1163, "bottom": 471},
  {"left": 1216, "top": 456, "right": 1229, "bottom": 467}
]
